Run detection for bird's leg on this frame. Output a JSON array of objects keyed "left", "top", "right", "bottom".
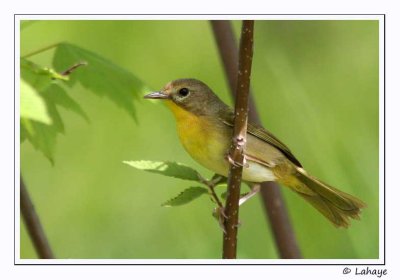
[{"left": 239, "top": 183, "right": 261, "bottom": 206}]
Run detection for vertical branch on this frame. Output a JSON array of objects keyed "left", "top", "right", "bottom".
[
  {"left": 210, "top": 20, "right": 260, "bottom": 123},
  {"left": 20, "top": 176, "right": 55, "bottom": 259},
  {"left": 223, "top": 20, "right": 254, "bottom": 259},
  {"left": 211, "top": 20, "right": 302, "bottom": 259}
]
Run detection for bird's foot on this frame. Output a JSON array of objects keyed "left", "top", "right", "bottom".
[{"left": 225, "top": 154, "right": 250, "bottom": 168}]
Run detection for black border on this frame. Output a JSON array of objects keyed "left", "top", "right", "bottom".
[{"left": 15, "top": 14, "right": 386, "bottom": 266}]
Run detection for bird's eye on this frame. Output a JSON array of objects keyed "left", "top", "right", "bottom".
[{"left": 178, "top": 88, "right": 190, "bottom": 97}]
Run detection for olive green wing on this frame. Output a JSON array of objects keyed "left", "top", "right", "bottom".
[
  {"left": 247, "top": 122, "right": 302, "bottom": 167},
  {"left": 220, "top": 110, "right": 302, "bottom": 167}
]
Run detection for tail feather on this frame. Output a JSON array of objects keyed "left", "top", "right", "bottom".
[{"left": 287, "top": 168, "right": 366, "bottom": 228}]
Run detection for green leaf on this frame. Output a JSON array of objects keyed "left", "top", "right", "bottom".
[
  {"left": 20, "top": 57, "right": 90, "bottom": 162},
  {"left": 20, "top": 78, "right": 52, "bottom": 124},
  {"left": 21, "top": 58, "right": 68, "bottom": 92},
  {"left": 21, "top": 42, "right": 153, "bottom": 163},
  {"left": 53, "top": 43, "right": 151, "bottom": 120},
  {"left": 221, "top": 190, "right": 228, "bottom": 200},
  {"left": 162, "top": 187, "right": 208, "bottom": 207},
  {"left": 21, "top": 118, "right": 58, "bottom": 164},
  {"left": 123, "top": 160, "right": 202, "bottom": 182},
  {"left": 41, "top": 84, "right": 89, "bottom": 122},
  {"left": 20, "top": 84, "right": 88, "bottom": 163}
]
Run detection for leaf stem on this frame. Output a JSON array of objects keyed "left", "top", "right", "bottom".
[
  {"left": 198, "top": 176, "right": 224, "bottom": 209},
  {"left": 21, "top": 42, "right": 61, "bottom": 59}
]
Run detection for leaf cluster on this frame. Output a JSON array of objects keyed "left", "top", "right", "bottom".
[
  {"left": 20, "top": 42, "right": 150, "bottom": 163},
  {"left": 124, "top": 160, "right": 248, "bottom": 209}
]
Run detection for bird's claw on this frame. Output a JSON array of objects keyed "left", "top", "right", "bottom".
[{"left": 225, "top": 154, "right": 250, "bottom": 168}]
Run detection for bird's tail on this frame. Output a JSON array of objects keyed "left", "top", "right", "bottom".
[{"left": 282, "top": 168, "right": 366, "bottom": 228}]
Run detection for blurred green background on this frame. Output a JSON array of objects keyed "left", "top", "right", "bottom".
[{"left": 20, "top": 20, "right": 379, "bottom": 259}]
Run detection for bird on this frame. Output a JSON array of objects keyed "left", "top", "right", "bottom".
[{"left": 144, "top": 78, "right": 366, "bottom": 228}]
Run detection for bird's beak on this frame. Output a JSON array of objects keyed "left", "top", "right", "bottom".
[{"left": 144, "top": 91, "right": 169, "bottom": 99}]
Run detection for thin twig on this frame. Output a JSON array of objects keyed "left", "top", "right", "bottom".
[
  {"left": 21, "top": 42, "right": 61, "bottom": 59},
  {"left": 210, "top": 21, "right": 259, "bottom": 123},
  {"left": 20, "top": 176, "right": 54, "bottom": 259},
  {"left": 211, "top": 20, "right": 302, "bottom": 258},
  {"left": 198, "top": 176, "right": 224, "bottom": 209},
  {"left": 222, "top": 20, "right": 254, "bottom": 259}
]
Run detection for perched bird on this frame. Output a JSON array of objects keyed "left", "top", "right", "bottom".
[{"left": 145, "top": 79, "right": 366, "bottom": 228}]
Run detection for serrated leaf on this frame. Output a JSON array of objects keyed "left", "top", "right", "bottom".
[
  {"left": 123, "top": 160, "right": 202, "bottom": 182},
  {"left": 20, "top": 78, "right": 52, "bottom": 124},
  {"left": 21, "top": 118, "right": 57, "bottom": 164},
  {"left": 162, "top": 187, "right": 208, "bottom": 207},
  {"left": 20, "top": 57, "right": 90, "bottom": 162},
  {"left": 53, "top": 43, "right": 152, "bottom": 120},
  {"left": 20, "top": 85, "right": 87, "bottom": 162},
  {"left": 21, "top": 43, "right": 152, "bottom": 163},
  {"left": 41, "top": 84, "right": 89, "bottom": 122},
  {"left": 20, "top": 85, "right": 68, "bottom": 163},
  {"left": 21, "top": 58, "right": 68, "bottom": 92}
]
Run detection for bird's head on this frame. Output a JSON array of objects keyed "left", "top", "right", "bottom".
[{"left": 144, "top": 79, "right": 228, "bottom": 116}]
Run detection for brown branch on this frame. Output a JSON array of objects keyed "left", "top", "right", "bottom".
[
  {"left": 222, "top": 20, "right": 254, "bottom": 259},
  {"left": 20, "top": 175, "right": 55, "bottom": 259},
  {"left": 211, "top": 20, "right": 302, "bottom": 259},
  {"left": 210, "top": 21, "right": 259, "bottom": 123}
]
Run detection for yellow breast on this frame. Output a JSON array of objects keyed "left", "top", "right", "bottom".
[{"left": 166, "top": 101, "right": 229, "bottom": 176}]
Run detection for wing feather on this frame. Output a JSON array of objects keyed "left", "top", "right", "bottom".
[{"left": 220, "top": 110, "right": 302, "bottom": 167}]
